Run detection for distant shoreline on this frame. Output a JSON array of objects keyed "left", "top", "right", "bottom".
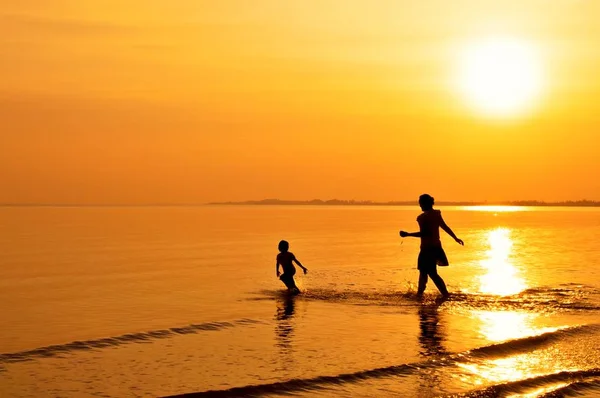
[
  {"left": 1, "top": 199, "right": 599, "bottom": 207},
  {"left": 208, "top": 199, "right": 600, "bottom": 207}
]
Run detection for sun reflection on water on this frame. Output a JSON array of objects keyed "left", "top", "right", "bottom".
[
  {"left": 458, "top": 310, "right": 563, "bottom": 388},
  {"left": 457, "top": 353, "right": 554, "bottom": 388},
  {"left": 456, "top": 229, "right": 578, "bottom": 393},
  {"left": 479, "top": 228, "right": 526, "bottom": 296},
  {"left": 475, "top": 310, "right": 536, "bottom": 342},
  {"left": 458, "top": 356, "right": 528, "bottom": 384}
]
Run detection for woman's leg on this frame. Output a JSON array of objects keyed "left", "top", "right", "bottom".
[
  {"left": 417, "top": 271, "right": 428, "bottom": 296},
  {"left": 429, "top": 270, "right": 449, "bottom": 296}
]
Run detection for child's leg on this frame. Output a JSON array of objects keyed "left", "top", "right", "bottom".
[
  {"left": 280, "top": 274, "right": 292, "bottom": 288},
  {"left": 416, "top": 271, "right": 428, "bottom": 295},
  {"left": 288, "top": 277, "right": 298, "bottom": 291},
  {"left": 280, "top": 274, "right": 298, "bottom": 290},
  {"left": 429, "top": 270, "right": 449, "bottom": 296}
]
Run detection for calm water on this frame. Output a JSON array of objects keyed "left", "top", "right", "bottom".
[{"left": 1, "top": 205, "right": 599, "bottom": 397}]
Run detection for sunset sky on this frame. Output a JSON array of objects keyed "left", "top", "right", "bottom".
[{"left": 2, "top": 1, "right": 599, "bottom": 204}]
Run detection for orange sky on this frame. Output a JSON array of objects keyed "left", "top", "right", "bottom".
[{"left": 2, "top": 1, "right": 599, "bottom": 204}]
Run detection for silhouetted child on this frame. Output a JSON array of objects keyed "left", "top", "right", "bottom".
[
  {"left": 276, "top": 240, "right": 308, "bottom": 294},
  {"left": 400, "top": 194, "right": 464, "bottom": 298}
]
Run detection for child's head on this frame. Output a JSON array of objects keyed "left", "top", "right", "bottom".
[
  {"left": 278, "top": 240, "right": 289, "bottom": 252},
  {"left": 419, "top": 194, "right": 434, "bottom": 211}
]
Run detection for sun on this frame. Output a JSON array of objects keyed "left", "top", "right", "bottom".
[{"left": 456, "top": 37, "right": 543, "bottom": 117}]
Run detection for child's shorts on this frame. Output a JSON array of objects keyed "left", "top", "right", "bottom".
[{"left": 279, "top": 273, "right": 296, "bottom": 289}]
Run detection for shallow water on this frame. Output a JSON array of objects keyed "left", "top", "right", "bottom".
[{"left": 1, "top": 205, "right": 599, "bottom": 397}]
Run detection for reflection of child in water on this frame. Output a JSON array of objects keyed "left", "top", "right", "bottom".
[{"left": 276, "top": 240, "right": 308, "bottom": 293}]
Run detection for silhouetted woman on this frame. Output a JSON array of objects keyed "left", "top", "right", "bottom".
[{"left": 400, "top": 194, "right": 463, "bottom": 298}]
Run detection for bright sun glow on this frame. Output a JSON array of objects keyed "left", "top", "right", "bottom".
[{"left": 457, "top": 37, "right": 543, "bottom": 117}]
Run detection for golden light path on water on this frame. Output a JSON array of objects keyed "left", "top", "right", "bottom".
[
  {"left": 475, "top": 310, "right": 537, "bottom": 342},
  {"left": 479, "top": 228, "right": 526, "bottom": 296},
  {"left": 458, "top": 227, "right": 568, "bottom": 392}
]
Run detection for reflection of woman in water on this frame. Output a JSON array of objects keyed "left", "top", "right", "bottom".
[
  {"left": 416, "top": 303, "right": 447, "bottom": 395},
  {"left": 400, "top": 194, "right": 464, "bottom": 298},
  {"left": 418, "top": 304, "right": 446, "bottom": 357}
]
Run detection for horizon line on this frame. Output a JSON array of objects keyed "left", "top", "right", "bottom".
[
  {"left": 2, "top": 198, "right": 600, "bottom": 207},
  {"left": 208, "top": 198, "right": 600, "bottom": 206}
]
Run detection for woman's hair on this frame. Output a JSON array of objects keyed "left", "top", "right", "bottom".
[
  {"left": 419, "top": 194, "right": 435, "bottom": 209},
  {"left": 278, "top": 240, "right": 289, "bottom": 252}
]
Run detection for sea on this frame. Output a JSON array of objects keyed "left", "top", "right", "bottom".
[{"left": 1, "top": 205, "right": 599, "bottom": 397}]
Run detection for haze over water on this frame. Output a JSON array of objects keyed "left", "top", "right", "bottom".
[
  {"left": 1, "top": 205, "right": 599, "bottom": 397},
  {"left": 3, "top": 1, "right": 600, "bottom": 397}
]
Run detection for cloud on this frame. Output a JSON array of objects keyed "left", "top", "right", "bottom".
[{"left": 0, "top": 13, "right": 133, "bottom": 36}]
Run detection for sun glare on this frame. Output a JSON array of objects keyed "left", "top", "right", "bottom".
[
  {"left": 457, "top": 37, "right": 543, "bottom": 117},
  {"left": 479, "top": 228, "right": 526, "bottom": 296},
  {"left": 459, "top": 310, "right": 564, "bottom": 389}
]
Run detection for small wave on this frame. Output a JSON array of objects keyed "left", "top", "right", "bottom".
[
  {"left": 252, "top": 285, "right": 600, "bottom": 313},
  {"left": 521, "top": 282, "right": 598, "bottom": 294},
  {"left": 164, "top": 324, "right": 600, "bottom": 397},
  {"left": 439, "top": 287, "right": 600, "bottom": 313},
  {"left": 163, "top": 359, "right": 435, "bottom": 398},
  {"left": 540, "top": 378, "right": 600, "bottom": 397},
  {"left": 0, "top": 318, "right": 262, "bottom": 364},
  {"left": 253, "top": 288, "right": 431, "bottom": 306},
  {"left": 451, "top": 368, "right": 600, "bottom": 397},
  {"left": 464, "top": 323, "right": 600, "bottom": 359}
]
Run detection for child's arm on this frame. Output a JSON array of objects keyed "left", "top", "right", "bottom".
[
  {"left": 440, "top": 217, "right": 464, "bottom": 245},
  {"left": 276, "top": 260, "right": 281, "bottom": 277},
  {"left": 293, "top": 257, "right": 308, "bottom": 274}
]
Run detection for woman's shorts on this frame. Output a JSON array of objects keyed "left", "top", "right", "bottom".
[{"left": 418, "top": 246, "right": 449, "bottom": 272}]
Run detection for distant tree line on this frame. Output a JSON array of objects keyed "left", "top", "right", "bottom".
[{"left": 209, "top": 199, "right": 600, "bottom": 207}]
